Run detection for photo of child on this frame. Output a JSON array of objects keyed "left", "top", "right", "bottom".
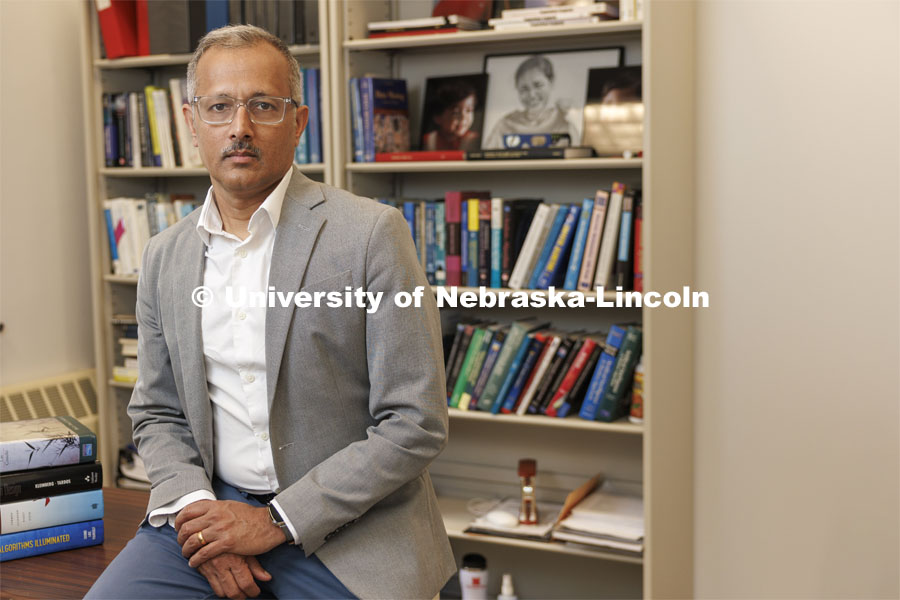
[
  {"left": 482, "top": 48, "right": 622, "bottom": 149},
  {"left": 582, "top": 65, "right": 643, "bottom": 157},
  {"left": 420, "top": 73, "right": 488, "bottom": 152}
]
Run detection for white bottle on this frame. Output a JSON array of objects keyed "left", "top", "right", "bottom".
[
  {"left": 497, "top": 573, "right": 518, "bottom": 600},
  {"left": 460, "top": 553, "right": 488, "bottom": 600}
]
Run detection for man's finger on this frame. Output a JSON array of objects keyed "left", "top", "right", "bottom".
[
  {"left": 188, "top": 540, "right": 228, "bottom": 568},
  {"left": 176, "top": 517, "right": 214, "bottom": 548},
  {"left": 198, "top": 564, "right": 224, "bottom": 598},
  {"left": 230, "top": 564, "right": 261, "bottom": 598},
  {"left": 174, "top": 500, "right": 214, "bottom": 531},
  {"left": 246, "top": 556, "right": 272, "bottom": 581},
  {"left": 218, "top": 569, "right": 245, "bottom": 600}
]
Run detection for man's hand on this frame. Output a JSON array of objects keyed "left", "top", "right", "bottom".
[
  {"left": 175, "top": 500, "right": 285, "bottom": 567},
  {"left": 196, "top": 552, "right": 271, "bottom": 600}
]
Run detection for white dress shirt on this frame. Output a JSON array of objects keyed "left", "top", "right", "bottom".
[{"left": 147, "top": 168, "right": 298, "bottom": 542}]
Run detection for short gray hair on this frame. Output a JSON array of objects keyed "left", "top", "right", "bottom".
[{"left": 186, "top": 24, "right": 303, "bottom": 102}]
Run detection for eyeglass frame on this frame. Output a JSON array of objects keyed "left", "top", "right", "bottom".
[{"left": 191, "top": 95, "right": 300, "bottom": 125}]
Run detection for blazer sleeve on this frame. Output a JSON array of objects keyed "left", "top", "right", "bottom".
[
  {"left": 275, "top": 207, "right": 449, "bottom": 555},
  {"left": 128, "top": 238, "right": 214, "bottom": 512}
]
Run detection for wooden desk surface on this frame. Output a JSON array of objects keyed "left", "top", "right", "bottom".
[{"left": 0, "top": 487, "right": 149, "bottom": 600}]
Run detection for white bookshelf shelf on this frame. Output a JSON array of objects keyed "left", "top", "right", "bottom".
[
  {"left": 346, "top": 158, "right": 641, "bottom": 173},
  {"left": 104, "top": 274, "right": 139, "bottom": 285},
  {"left": 94, "top": 44, "right": 320, "bottom": 69},
  {"left": 449, "top": 408, "right": 642, "bottom": 434},
  {"left": 345, "top": 21, "right": 642, "bottom": 51},
  {"left": 437, "top": 496, "right": 643, "bottom": 564},
  {"left": 101, "top": 163, "right": 325, "bottom": 178}
]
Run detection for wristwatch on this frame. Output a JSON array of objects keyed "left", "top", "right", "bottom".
[{"left": 267, "top": 502, "right": 296, "bottom": 546}]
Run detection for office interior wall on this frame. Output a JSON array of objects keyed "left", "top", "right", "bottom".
[
  {"left": 0, "top": 0, "right": 94, "bottom": 386},
  {"left": 693, "top": 0, "right": 900, "bottom": 597}
]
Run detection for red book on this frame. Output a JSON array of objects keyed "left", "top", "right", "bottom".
[
  {"left": 367, "top": 27, "right": 463, "bottom": 38},
  {"left": 545, "top": 337, "right": 599, "bottom": 417},
  {"left": 375, "top": 150, "right": 465, "bottom": 162},
  {"left": 97, "top": 0, "right": 139, "bottom": 59},
  {"left": 633, "top": 194, "right": 643, "bottom": 292},
  {"left": 134, "top": 0, "right": 150, "bottom": 56},
  {"left": 444, "top": 191, "right": 463, "bottom": 286}
]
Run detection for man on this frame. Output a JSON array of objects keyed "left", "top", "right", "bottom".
[{"left": 87, "top": 25, "right": 456, "bottom": 600}]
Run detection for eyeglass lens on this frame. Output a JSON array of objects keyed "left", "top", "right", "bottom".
[{"left": 197, "top": 96, "right": 287, "bottom": 124}]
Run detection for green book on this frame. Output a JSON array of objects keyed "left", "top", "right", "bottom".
[
  {"left": 597, "top": 325, "right": 643, "bottom": 422},
  {"left": 475, "top": 318, "right": 545, "bottom": 411},
  {"left": 458, "top": 326, "right": 499, "bottom": 411},
  {"left": 449, "top": 327, "right": 485, "bottom": 408}
]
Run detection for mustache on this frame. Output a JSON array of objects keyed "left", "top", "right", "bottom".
[{"left": 222, "top": 141, "right": 261, "bottom": 158}]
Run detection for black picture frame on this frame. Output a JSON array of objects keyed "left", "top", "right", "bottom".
[
  {"left": 419, "top": 73, "right": 489, "bottom": 152},
  {"left": 481, "top": 47, "right": 623, "bottom": 149}
]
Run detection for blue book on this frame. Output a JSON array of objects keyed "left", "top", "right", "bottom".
[
  {"left": 205, "top": 0, "right": 228, "bottom": 31},
  {"left": 402, "top": 202, "right": 416, "bottom": 241},
  {"left": 460, "top": 201, "right": 469, "bottom": 278},
  {"left": 579, "top": 326, "right": 626, "bottom": 420},
  {"left": 535, "top": 204, "right": 581, "bottom": 289},
  {"left": 563, "top": 198, "right": 595, "bottom": 290},
  {"left": 466, "top": 200, "right": 479, "bottom": 287},
  {"left": 425, "top": 202, "right": 436, "bottom": 285},
  {"left": 104, "top": 209, "right": 119, "bottom": 262},
  {"left": 358, "top": 77, "right": 375, "bottom": 162},
  {"left": 435, "top": 202, "right": 447, "bottom": 286},
  {"left": 348, "top": 78, "right": 364, "bottom": 163},
  {"left": 527, "top": 206, "right": 568, "bottom": 289},
  {"left": 294, "top": 69, "right": 309, "bottom": 164},
  {"left": 306, "top": 68, "right": 321, "bottom": 163},
  {"left": 0, "top": 519, "right": 103, "bottom": 562},
  {"left": 490, "top": 198, "right": 503, "bottom": 288},
  {"left": 500, "top": 335, "right": 547, "bottom": 413},
  {"left": 491, "top": 333, "right": 533, "bottom": 413}
]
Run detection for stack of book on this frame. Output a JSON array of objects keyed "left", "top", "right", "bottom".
[
  {"left": 96, "top": 0, "right": 320, "bottom": 59},
  {"left": 445, "top": 320, "right": 642, "bottom": 423},
  {"left": 0, "top": 417, "right": 104, "bottom": 562},
  {"left": 103, "top": 194, "right": 199, "bottom": 276},
  {"left": 366, "top": 15, "right": 483, "bottom": 39},
  {"left": 488, "top": 2, "right": 620, "bottom": 31},
  {"left": 114, "top": 326, "right": 139, "bottom": 384},
  {"left": 552, "top": 481, "right": 644, "bottom": 554},
  {"left": 379, "top": 182, "right": 643, "bottom": 293}
]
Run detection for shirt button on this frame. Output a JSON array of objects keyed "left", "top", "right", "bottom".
[
  {"left": 238, "top": 249, "right": 248, "bottom": 258},
  {"left": 244, "top": 373, "right": 255, "bottom": 383},
  {"left": 260, "top": 433, "right": 269, "bottom": 441},
  {"left": 238, "top": 311, "right": 247, "bottom": 320}
]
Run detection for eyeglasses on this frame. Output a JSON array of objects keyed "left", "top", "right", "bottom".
[{"left": 192, "top": 95, "right": 298, "bottom": 125}]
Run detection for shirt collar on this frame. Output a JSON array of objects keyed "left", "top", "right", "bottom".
[{"left": 195, "top": 167, "right": 293, "bottom": 246}]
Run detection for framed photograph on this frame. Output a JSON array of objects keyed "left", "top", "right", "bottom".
[
  {"left": 481, "top": 47, "right": 623, "bottom": 149},
  {"left": 420, "top": 73, "right": 489, "bottom": 152},
  {"left": 582, "top": 65, "right": 643, "bottom": 157}
]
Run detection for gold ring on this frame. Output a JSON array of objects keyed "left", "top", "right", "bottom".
[{"left": 197, "top": 530, "right": 207, "bottom": 546}]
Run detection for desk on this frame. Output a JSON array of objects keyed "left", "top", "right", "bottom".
[{"left": 0, "top": 488, "right": 149, "bottom": 600}]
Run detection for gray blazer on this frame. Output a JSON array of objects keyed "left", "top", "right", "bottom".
[{"left": 128, "top": 167, "right": 457, "bottom": 599}]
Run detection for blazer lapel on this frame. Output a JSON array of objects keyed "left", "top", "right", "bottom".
[
  {"left": 172, "top": 224, "right": 214, "bottom": 461},
  {"left": 266, "top": 169, "right": 326, "bottom": 407}
]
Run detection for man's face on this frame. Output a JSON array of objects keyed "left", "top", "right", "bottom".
[{"left": 184, "top": 43, "right": 307, "bottom": 201}]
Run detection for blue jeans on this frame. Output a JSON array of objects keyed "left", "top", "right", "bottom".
[{"left": 86, "top": 479, "right": 355, "bottom": 599}]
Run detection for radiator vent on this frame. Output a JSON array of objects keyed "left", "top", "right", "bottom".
[{"left": 0, "top": 369, "right": 98, "bottom": 435}]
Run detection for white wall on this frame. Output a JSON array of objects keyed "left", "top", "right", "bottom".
[
  {"left": 0, "top": 0, "right": 93, "bottom": 386},
  {"left": 693, "top": 1, "right": 899, "bottom": 597}
]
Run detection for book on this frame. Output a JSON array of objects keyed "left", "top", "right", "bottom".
[
  {"left": 614, "top": 190, "right": 636, "bottom": 289},
  {"left": 583, "top": 66, "right": 643, "bottom": 158},
  {"left": 360, "top": 78, "right": 411, "bottom": 159},
  {"left": 579, "top": 326, "right": 626, "bottom": 421},
  {"left": 425, "top": 202, "right": 437, "bottom": 284},
  {"left": 563, "top": 198, "right": 595, "bottom": 290},
  {"left": 1, "top": 489, "right": 103, "bottom": 534},
  {"left": 500, "top": 2, "right": 619, "bottom": 20},
  {"left": 348, "top": 78, "right": 364, "bottom": 162},
  {"left": 358, "top": 77, "right": 375, "bottom": 162},
  {"left": 466, "top": 147, "right": 594, "bottom": 160},
  {"left": 366, "top": 27, "right": 469, "bottom": 39},
  {"left": 527, "top": 205, "right": 568, "bottom": 289},
  {"left": 535, "top": 203, "right": 582, "bottom": 289},
  {"left": 145, "top": 0, "right": 191, "bottom": 55},
  {"left": 515, "top": 333, "right": 562, "bottom": 415},
  {"left": 0, "top": 462, "right": 102, "bottom": 503},
  {"left": 444, "top": 191, "right": 464, "bottom": 286},
  {"left": 500, "top": 334, "right": 548, "bottom": 414},
  {"left": 367, "top": 15, "right": 482, "bottom": 32},
  {"left": 490, "top": 198, "right": 503, "bottom": 288},
  {"left": 555, "top": 343, "right": 603, "bottom": 418},
  {"left": 435, "top": 202, "right": 447, "bottom": 286},
  {"left": 446, "top": 324, "right": 478, "bottom": 400},
  {"left": 443, "top": 323, "right": 468, "bottom": 395},
  {"left": 96, "top": 0, "right": 138, "bottom": 59},
  {"left": 491, "top": 333, "right": 535, "bottom": 414},
  {"left": 375, "top": 151, "right": 464, "bottom": 162},
  {"left": 597, "top": 325, "right": 643, "bottom": 422},
  {"left": 420, "top": 74, "right": 488, "bottom": 153},
  {"left": 0, "top": 417, "right": 97, "bottom": 474},
  {"left": 449, "top": 327, "right": 486, "bottom": 408},
  {"left": 0, "top": 519, "right": 104, "bottom": 562},
  {"left": 529, "top": 335, "right": 578, "bottom": 414},
  {"left": 508, "top": 203, "right": 554, "bottom": 290},
  {"left": 467, "top": 198, "right": 480, "bottom": 287},
  {"left": 477, "top": 199, "right": 492, "bottom": 286},
  {"left": 594, "top": 182, "right": 626, "bottom": 288},
  {"left": 633, "top": 193, "right": 644, "bottom": 292},
  {"left": 469, "top": 327, "right": 508, "bottom": 409},
  {"left": 458, "top": 325, "right": 500, "bottom": 411},
  {"left": 545, "top": 335, "right": 602, "bottom": 417},
  {"left": 491, "top": 16, "right": 603, "bottom": 30},
  {"left": 305, "top": 67, "right": 322, "bottom": 163},
  {"left": 577, "top": 189, "right": 610, "bottom": 290},
  {"left": 501, "top": 199, "right": 542, "bottom": 287}
]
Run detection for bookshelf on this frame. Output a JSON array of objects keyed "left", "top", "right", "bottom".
[
  {"left": 80, "top": 0, "right": 333, "bottom": 490},
  {"left": 330, "top": 1, "right": 694, "bottom": 598}
]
